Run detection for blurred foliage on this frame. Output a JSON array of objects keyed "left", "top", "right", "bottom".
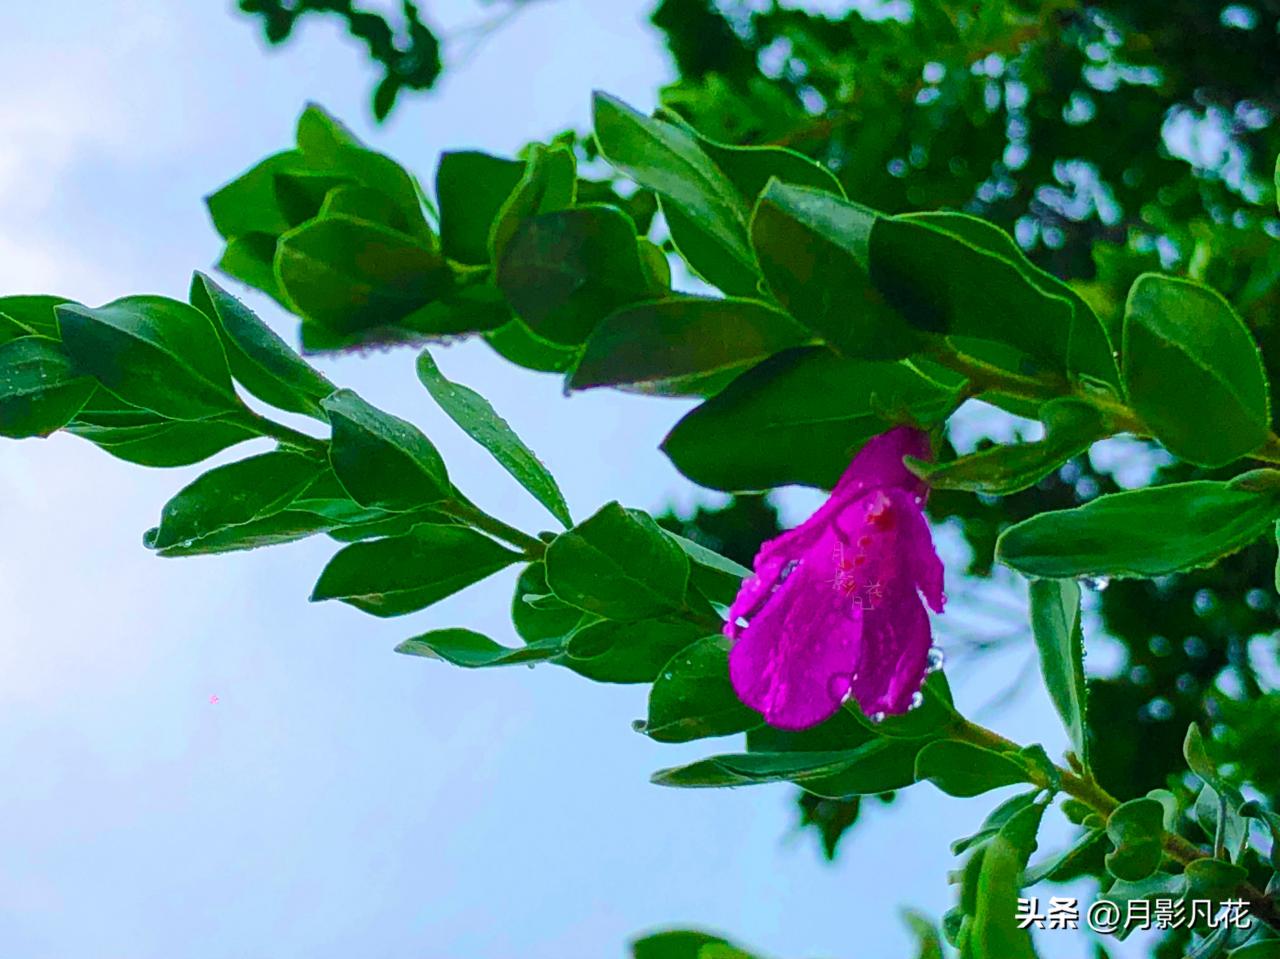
[
  {"left": 239, "top": 0, "right": 442, "bottom": 119},
  {"left": 237, "top": 0, "right": 542, "bottom": 120}
]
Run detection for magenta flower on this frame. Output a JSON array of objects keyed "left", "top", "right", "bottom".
[{"left": 726, "top": 427, "right": 946, "bottom": 730}]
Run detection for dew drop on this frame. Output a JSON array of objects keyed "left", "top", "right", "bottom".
[
  {"left": 925, "top": 646, "right": 946, "bottom": 674},
  {"left": 908, "top": 691, "right": 925, "bottom": 712},
  {"left": 869, "top": 711, "right": 887, "bottom": 725},
  {"left": 779, "top": 559, "right": 800, "bottom": 583},
  {"left": 826, "top": 674, "right": 852, "bottom": 704},
  {"left": 1079, "top": 575, "right": 1111, "bottom": 592}
]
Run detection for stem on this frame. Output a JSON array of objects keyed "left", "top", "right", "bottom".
[
  {"left": 438, "top": 498, "right": 546, "bottom": 557},
  {"left": 232, "top": 409, "right": 328, "bottom": 454},
  {"left": 928, "top": 348, "right": 1280, "bottom": 469},
  {"left": 231, "top": 407, "right": 548, "bottom": 557},
  {"left": 951, "top": 717, "right": 1280, "bottom": 930}
]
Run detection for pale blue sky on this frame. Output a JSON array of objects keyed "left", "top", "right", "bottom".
[{"left": 0, "top": 4, "right": 1117, "bottom": 957}]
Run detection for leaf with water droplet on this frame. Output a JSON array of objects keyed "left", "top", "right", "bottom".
[{"left": 644, "top": 635, "right": 761, "bottom": 743}]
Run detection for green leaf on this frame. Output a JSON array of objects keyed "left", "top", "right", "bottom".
[
  {"left": 593, "top": 93, "right": 755, "bottom": 293},
  {"left": 903, "top": 212, "right": 1119, "bottom": 391},
  {"left": 206, "top": 150, "right": 311, "bottom": 240},
  {"left": 562, "top": 618, "right": 703, "bottom": 684},
  {"left": 56, "top": 297, "right": 239, "bottom": 419},
  {"left": 0, "top": 337, "right": 95, "bottom": 438},
  {"left": 0, "top": 313, "right": 29, "bottom": 345},
  {"left": 1105, "top": 873, "right": 1188, "bottom": 940},
  {"left": 850, "top": 672, "right": 959, "bottom": 740},
  {"left": 274, "top": 171, "right": 349, "bottom": 227},
  {"left": 318, "top": 183, "right": 410, "bottom": 229},
  {"left": 901, "top": 910, "right": 944, "bottom": 959},
  {"left": 645, "top": 111, "right": 842, "bottom": 299},
  {"left": 996, "top": 474, "right": 1280, "bottom": 578},
  {"left": 416, "top": 350, "right": 571, "bottom": 527},
  {"left": 435, "top": 151, "right": 526, "bottom": 265},
  {"left": 144, "top": 450, "right": 325, "bottom": 554},
  {"left": 746, "top": 704, "right": 875, "bottom": 754},
  {"left": 1229, "top": 941, "right": 1280, "bottom": 958},
  {"left": 218, "top": 234, "right": 287, "bottom": 303},
  {"left": 1022, "top": 827, "right": 1107, "bottom": 885},
  {"left": 797, "top": 738, "right": 925, "bottom": 799},
  {"left": 496, "top": 206, "right": 653, "bottom": 346},
  {"left": 871, "top": 214, "right": 1080, "bottom": 376},
  {"left": 968, "top": 803, "right": 1046, "bottom": 959},
  {"left": 545, "top": 502, "right": 690, "bottom": 620},
  {"left": 189, "top": 272, "right": 333, "bottom": 419},
  {"left": 311, "top": 524, "right": 520, "bottom": 617},
  {"left": 911, "top": 399, "right": 1106, "bottom": 495},
  {"left": 0, "top": 295, "right": 69, "bottom": 341},
  {"left": 1123, "top": 274, "right": 1270, "bottom": 467},
  {"left": 643, "top": 636, "right": 761, "bottom": 742},
  {"left": 1240, "top": 800, "right": 1280, "bottom": 868},
  {"left": 663, "top": 531, "right": 750, "bottom": 607},
  {"left": 951, "top": 791, "right": 1041, "bottom": 856},
  {"left": 483, "top": 316, "right": 579, "bottom": 374},
  {"left": 489, "top": 144, "right": 578, "bottom": 263},
  {"left": 289, "top": 470, "right": 415, "bottom": 527},
  {"left": 323, "top": 388, "right": 450, "bottom": 511},
  {"left": 165, "top": 511, "right": 344, "bottom": 556},
  {"left": 1029, "top": 578, "right": 1090, "bottom": 770},
  {"left": 1185, "top": 857, "right": 1249, "bottom": 901},
  {"left": 663, "top": 347, "right": 962, "bottom": 491},
  {"left": 1275, "top": 523, "right": 1280, "bottom": 594},
  {"left": 652, "top": 741, "right": 918, "bottom": 794},
  {"left": 275, "top": 215, "right": 450, "bottom": 342},
  {"left": 661, "top": 202, "right": 760, "bottom": 297},
  {"left": 1185, "top": 728, "right": 1224, "bottom": 790},
  {"left": 395, "top": 629, "right": 562, "bottom": 667},
  {"left": 294, "top": 104, "right": 430, "bottom": 239},
  {"left": 66, "top": 390, "right": 258, "bottom": 467},
  {"left": 1105, "top": 797, "right": 1165, "bottom": 881},
  {"left": 690, "top": 128, "right": 845, "bottom": 201},
  {"left": 914, "top": 741, "right": 1031, "bottom": 797},
  {"left": 512, "top": 562, "right": 585, "bottom": 643},
  {"left": 570, "top": 296, "right": 808, "bottom": 392},
  {"left": 750, "top": 181, "right": 914, "bottom": 358},
  {"left": 631, "top": 930, "right": 734, "bottom": 959}
]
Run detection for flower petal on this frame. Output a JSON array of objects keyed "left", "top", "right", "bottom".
[
  {"left": 848, "top": 582, "right": 932, "bottom": 716},
  {"left": 728, "top": 528, "right": 861, "bottom": 729},
  {"left": 722, "top": 427, "right": 944, "bottom": 729},
  {"left": 832, "top": 426, "right": 931, "bottom": 500},
  {"left": 830, "top": 487, "right": 940, "bottom": 716}
]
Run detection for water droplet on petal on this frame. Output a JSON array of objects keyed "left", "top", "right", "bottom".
[
  {"left": 925, "top": 646, "right": 946, "bottom": 674},
  {"left": 1079, "top": 575, "right": 1111, "bottom": 592},
  {"left": 869, "top": 710, "right": 887, "bottom": 725},
  {"left": 826, "top": 674, "right": 852, "bottom": 704},
  {"left": 779, "top": 559, "right": 800, "bottom": 583},
  {"left": 908, "top": 691, "right": 925, "bottom": 711}
]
